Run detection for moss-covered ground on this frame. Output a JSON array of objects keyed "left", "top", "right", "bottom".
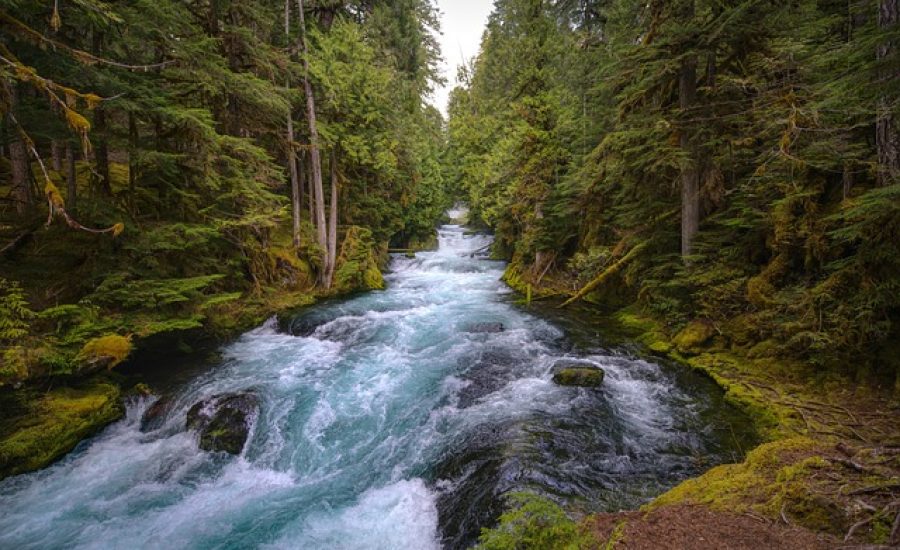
[{"left": 0, "top": 379, "right": 123, "bottom": 479}]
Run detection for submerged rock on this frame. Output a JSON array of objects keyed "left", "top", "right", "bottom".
[
  {"left": 140, "top": 396, "right": 172, "bottom": 432},
  {"left": 186, "top": 392, "right": 259, "bottom": 454},
  {"left": 551, "top": 360, "right": 605, "bottom": 387},
  {"left": 463, "top": 322, "right": 504, "bottom": 334},
  {"left": 287, "top": 312, "right": 332, "bottom": 337}
]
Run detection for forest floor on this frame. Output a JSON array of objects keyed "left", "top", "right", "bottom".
[
  {"left": 503, "top": 270, "right": 900, "bottom": 548},
  {"left": 586, "top": 504, "right": 837, "bottom": 549}
]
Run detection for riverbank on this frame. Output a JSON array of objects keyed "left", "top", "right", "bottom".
[
  {"left": 0, "top": 285, "right": 316, "bottom": 480},
  {"left": 0, "top": 223, "right": 405, "bottom": 480},
  {"left": 493, "top": 269, "right": 900, "bottom": 548}
]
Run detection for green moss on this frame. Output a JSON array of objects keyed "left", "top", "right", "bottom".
[
  {"left": 0, "top": 380, "right": 123, "bottom": 479},
  {"left": 602, "top": 521, "right": 627, "bottom": 550},
  {"left": 672, "top": 320, "right": 716, "bottom": 354},
  {"left": 552, "top": 367, "right": 605, "bottom": 387},
  {"left": 476, "top": 493, "right": 596, "bottom": 550},
  {"left": 648, "top": 437, "right": 819, "bottom": 512},
  {"left": 76, "top": 334, "right": 133, "bottom": 370},
  {"left": 501, "top": 263, "right": 558, "bottom": 299},
  {"left": 613, "top": 307, "right": 673, "bottom": 354},
  {"left": 781, "top": 486, "right": 846, "bottom": 534},
  {"left": 682, "top": 352, "right": 802, "bottom": 440},
  {"left": 502, "top": 264, "right": 528, "bottom": 294}
]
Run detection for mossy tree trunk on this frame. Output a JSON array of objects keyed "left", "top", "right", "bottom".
[
  {"left": 285, "top": 0, "right": 302, "bottom": 249},
  {"left": 325, "top": 148, "right": 339, "bottom": 288},
  {"left": 297, "top": 0, "right": 330, "bottom": 283}
]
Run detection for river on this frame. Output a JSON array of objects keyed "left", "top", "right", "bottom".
[{"left": 0, "top": 213, "right": 755, "bottom": 549}]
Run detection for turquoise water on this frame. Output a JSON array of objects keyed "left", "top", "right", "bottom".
[{"left": 0, "top": 216, "right": 755, "bottom": 549}]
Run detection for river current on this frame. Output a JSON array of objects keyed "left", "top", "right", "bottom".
[{"left": 0, "top": 213, "right": 755, "bottom": 549}]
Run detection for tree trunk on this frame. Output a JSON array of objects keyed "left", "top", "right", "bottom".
[
  {"left": 306, "top": 151, "right": 314, "bottom": 221},
  {"left": 285, "top": 0, "right": 301, "bottom": 248},
  {"left": 297, "top": 0, "right": 329, "bottom": 282},
  {"left": 93, "top": 105, "right": 112, "bottom": 195},
  {"left": 324, "top": 149, "right": 339, "bottom": 287},
  {"left": 679, "top": 0, "right": 700, "bottom": 259},
  {"left": 7, "top": 86, "right": 32, "bottom": 215},
  {"left": 51, "top": 140, "right": 63, "bottom": 171},
  {"left": 287, "top": 103, "right": 302, "bottom": 248},
  {"left": 843, "top": 161, "right": 853, "bottom": 200},
  {"left": 154, "top": 114, "right": 165, "bottom": 213},
  {"left": 92, "top": 29, "right": 111, "bottom": 196},
  {"left": 128, "top": 112, "right": 138, "bottom": 210},
  {"left": 297, "top": 150, "right": 305, "bottom": 219},
  {"left": 66, "top": 141, "right": 77, "bottom": 214},
  {"left": 877, "top": 0, "right": 899, "bottom": 186}
]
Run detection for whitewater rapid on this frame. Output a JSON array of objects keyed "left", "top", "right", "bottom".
[{"left": 0, "top": 216, "right": 754, "bottom": 549}]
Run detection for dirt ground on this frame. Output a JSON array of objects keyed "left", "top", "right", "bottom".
[{"left": 586, "top": 504, "right": 840, "bottom": 549}]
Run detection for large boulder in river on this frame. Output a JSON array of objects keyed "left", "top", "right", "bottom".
[
  {"left": 551, "top": 360, "right": 604, "bottom": 387},
  {"left": 186, "top": 392, "right": 259, "bottom": 455}
]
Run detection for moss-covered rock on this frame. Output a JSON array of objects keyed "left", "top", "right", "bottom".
[
  {"left": 673, "top": 320, "right": 716, "bottom": 354},
  {"left": 552, "top": 361, "right": 605, "bottom": 387},
  {"left": 76, "top": 334, "right": 133, "bottom": 372},
  {"left": 186, "top": 392, "right": 259, "bottom": 455},
  {"left": 0, "top": 380, "right": 123, "bottom": 479}
]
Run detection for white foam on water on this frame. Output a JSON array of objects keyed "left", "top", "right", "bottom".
[{"left": 266, "top": 478, "right": 439, "bottom": 550}]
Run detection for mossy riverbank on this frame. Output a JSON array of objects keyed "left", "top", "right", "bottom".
[
  {"left": 0, "top": 380, "right": 123, "bottom": 479},
  {"left": 0, "top": 233, "right": 396, "bottom": 481},
  {"left": 484, "top": 265, "right": 900, "bottom": 548}
]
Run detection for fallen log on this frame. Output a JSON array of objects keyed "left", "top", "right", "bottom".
[{"left": 559, "top": 241, "right": 647, "bottom": 308}]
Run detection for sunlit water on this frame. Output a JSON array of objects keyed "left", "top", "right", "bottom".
[{"left": 0, "top": 213, "right": 755, "bottom": 549}]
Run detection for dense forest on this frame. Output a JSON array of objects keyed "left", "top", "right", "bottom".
[
  {"left": 1, "top": 0, "right": 450, "bottom": 386},
  {"left": 447, "top": 0, "right": 899, "bottom": 384},
  {"left": 1, "top": 0, "right": 899, "bottom": 548}
]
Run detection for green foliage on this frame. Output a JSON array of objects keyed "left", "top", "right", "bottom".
[
  {"left": 333, "top": 226, "right": 385, "bottom": 293},
  {"left": 476, "top": 492, "right": 591, "bottom": 550},
  {"left": 0, "top": 278, "right": 34, "bottom": 385},
  {"left": 0, "top": 0, "right": 447, "bottom": 386},
  {"left": 88, "top": 274, "right": 224, "bottom": 311},
  {"left": 447, "top": 0, "right": 900, "bottom": 379},
  {"left": 0, "top": 381, "right": 123, "bottom": 479},
  {"left": 0, "top": 278, "right": 32, "bottom": 342}
]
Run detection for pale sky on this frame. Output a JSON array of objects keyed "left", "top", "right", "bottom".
[{"left": 428, "top": 0, "right": 495, "bottom": 116}]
